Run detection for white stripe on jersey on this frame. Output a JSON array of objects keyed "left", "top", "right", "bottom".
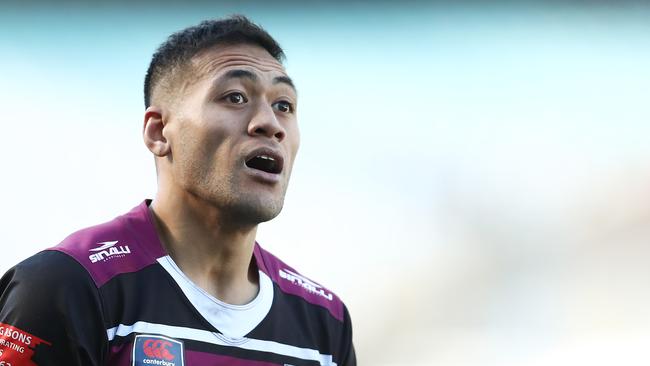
[{"left": 106, "top": 321, "right": 337, "bottom": 366}]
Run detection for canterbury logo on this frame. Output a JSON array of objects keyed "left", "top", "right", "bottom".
[
  {"left": 279, "top": 268, "right": 333, "bottom": 301},
  {"left": 88, "top": 240, "right": 131, "bottom": 263},
  {"left": 143, "top": 339, "right": 175, "bottom": 360}
]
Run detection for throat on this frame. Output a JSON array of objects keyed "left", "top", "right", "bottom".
[
  {"left": 205, "top": 265, "right": 260, "bottom": 305},
  {"left": 168, "top": 244, "right": 261, "bottom": 305}
]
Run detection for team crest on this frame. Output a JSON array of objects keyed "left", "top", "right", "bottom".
[{"left": 132, "top": 334, "right": 184, "bottom": 366}]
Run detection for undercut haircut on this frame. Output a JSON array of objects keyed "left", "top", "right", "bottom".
[{"left": 143, "top": 15, "right": 285, "bottom": 108}]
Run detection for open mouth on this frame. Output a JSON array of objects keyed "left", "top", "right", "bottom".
[{"left": 245, "top": 149, "right": 284, "bottom": 174}]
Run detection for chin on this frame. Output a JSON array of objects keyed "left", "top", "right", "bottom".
[{"left": 226, "top": 197, "right": 285, "bottom": 225}]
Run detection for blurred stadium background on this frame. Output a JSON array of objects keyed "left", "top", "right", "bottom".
[{"left": 1, "top": 1, "right": 650, "bottom": 365}]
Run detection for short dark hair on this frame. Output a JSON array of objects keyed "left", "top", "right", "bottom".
[{"left": 143, "top": 15, "right": 285, "bottom": 108}]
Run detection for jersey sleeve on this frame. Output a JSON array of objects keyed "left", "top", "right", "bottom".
[
  {"left": 338, "top": 304, "right": 357, "bottom": 366},
  {"left": 0, "top": 250, "right": 108, "bottom": 365}
]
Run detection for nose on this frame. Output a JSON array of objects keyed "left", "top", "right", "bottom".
[{"left": 247, "top": 102, "right": 286, "bottom": 142}]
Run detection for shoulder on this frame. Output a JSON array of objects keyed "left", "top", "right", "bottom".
[
  {"left": 50, "top": 200, "right": 166, "bottom": 287},
  {"left": 0, "top": 250, "right": 103, "bottom": 333},
  {"left": 254, "top": 243, "right": 346, "bottom": 323},
  {"left": 253, "top": 244, "right": 357, "bottom": 365},
  {"left": 0, "top": 251, "right": 108, "bottom": 365},
  {"left": 1, "top": 250, "right": 95, "bottom": 296}
]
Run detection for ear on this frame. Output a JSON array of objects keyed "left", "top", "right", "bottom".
[{"left": 143, "top": 106, "right": 171, "bottom": 157}]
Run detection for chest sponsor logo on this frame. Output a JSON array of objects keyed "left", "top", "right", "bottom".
[
  {"left": 132, "top": 334, "right": 184, "bottom": 366},
  {"left": 88, "top": 240, "right": 131, "bottom": 263},
  {"left": 279, "top": 268, "right": 333, "bottom": 301},
  {"left": 0, "top": 323, "right": 51, "bottom": 366}
]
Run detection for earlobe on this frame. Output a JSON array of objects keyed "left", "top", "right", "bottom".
[{"left": 143, "top": 106, "right": 171, "bottom": 157}]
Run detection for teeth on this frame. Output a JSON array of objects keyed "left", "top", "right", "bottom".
[{"left": 258, "top": 155, "right": 274, "bottom": 161}]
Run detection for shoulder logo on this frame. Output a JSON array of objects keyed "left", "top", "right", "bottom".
[
  {"left": 278, "top": 268, "right": 333, "bottom": 301},
  {"left": 133, "top": 334, "right": 184, "bottom": 366},
  {"left": 88, "top": 240, "right": 131, "bottom": 263}
]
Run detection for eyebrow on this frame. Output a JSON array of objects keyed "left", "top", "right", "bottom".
[
  {"left": 221, "top": 69, "right": 258, "bottom": 83},
  {"left": 216, "top": 69, "right": 297, "bottom": 93},
  {"left": 273, "top": 75, "right": 296, "bottom": 92}
]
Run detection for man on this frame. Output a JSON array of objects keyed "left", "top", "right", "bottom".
[{"left": 0, "top": 16, "right": 355, "bottom": 366}]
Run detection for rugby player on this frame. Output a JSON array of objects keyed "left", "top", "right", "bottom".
[{"left": 0, "top": 15, "right": 355, "bottom": 366}]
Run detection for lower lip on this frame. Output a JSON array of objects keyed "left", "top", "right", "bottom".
[{"left": 244, "top": 166, "right": 281, "bottom": 184}]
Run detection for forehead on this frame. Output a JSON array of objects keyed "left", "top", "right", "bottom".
[{"left": 191, "top": 44, "right": 288, "bottom": 81}]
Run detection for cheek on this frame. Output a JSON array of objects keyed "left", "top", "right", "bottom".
[
  {"left": 170, "top": 124, "right": 216, "bottom": 174},
  {"left": 176, "top": 117, "right": 223, "bottom": 152},
  {"left": 195, "top": 129, "right": 240, "bottom": 171}
]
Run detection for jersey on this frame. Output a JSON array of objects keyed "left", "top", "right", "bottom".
[{"left": 0, "top": 200, "right": 355, "bottom": 365}]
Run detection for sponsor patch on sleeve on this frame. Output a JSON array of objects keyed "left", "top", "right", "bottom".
[
  {"left": 132, "top": 334, "right": 184, "bottom": 366},
  {"left": 0, "top": 322, "right": 51, "bottom": 366}
]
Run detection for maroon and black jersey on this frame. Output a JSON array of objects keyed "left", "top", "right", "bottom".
[{"left": 0, "top": 201, "right": 355, "bottom": 365}]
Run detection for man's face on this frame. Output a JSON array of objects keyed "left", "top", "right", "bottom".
[{"left": 162, "top": 43, "right": 300, "bottom": 224}]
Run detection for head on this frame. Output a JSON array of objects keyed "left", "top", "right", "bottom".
[{"left": 142, "top": 16, "right": 300, "bottom": 225}]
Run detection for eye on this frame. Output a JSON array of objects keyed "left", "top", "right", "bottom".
[
  {"left": 225, "top": 92, "right": 247, "bottom": 104},
  {"left": 273, "top": 100, "right": 294, "bottom": 113}
]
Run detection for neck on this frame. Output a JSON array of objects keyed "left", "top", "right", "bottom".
[{"left": 149, "top": 191, "right": 260, "bottom": 305}]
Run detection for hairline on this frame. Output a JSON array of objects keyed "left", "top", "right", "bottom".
[
  {"left": 150, "top": 41, "right": 286, "bottom": 108},
  {"left": 144, "top": 16, "right": 286, "bottom": 109}
]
